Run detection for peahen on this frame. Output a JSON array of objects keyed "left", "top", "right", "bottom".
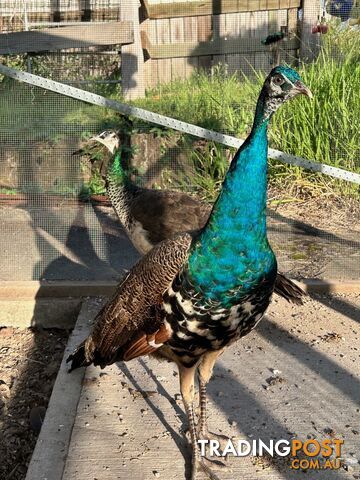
[
  {"left": 68, "top": 66, "right": 312, "bottom": 480},
  {"left": 77, "top": 131, "right": 211, "bottom": 252},
  {"left": 77, "top": 131, "right": 305, "bottom": 304}
]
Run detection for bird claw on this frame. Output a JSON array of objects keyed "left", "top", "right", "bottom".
[
  {"left": 192, "top": 458, "right": 225, "bottom": 480},
  {"left": 202, "top": 456, "right": 229, "bottom": 472},
  {"left": 198, "top": 428, "right": 232, "bottom": 457}
]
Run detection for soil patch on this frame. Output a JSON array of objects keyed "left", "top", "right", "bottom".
[{"left": 0, "top": 327, "right": 68, "bottom": 480}]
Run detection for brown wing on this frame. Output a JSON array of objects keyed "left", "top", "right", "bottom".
[
  {"left": 130, "top": 190, "right": 212, "bottom": 245},
  {"left": 67, "top": 232, "right": 193, "bottom": 371}
]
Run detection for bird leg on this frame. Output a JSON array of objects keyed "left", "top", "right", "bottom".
[
  {"left": 179, "top": 364, "right": 222, "bottom": 480},
  {"left": 198, "top": 351, "right": 232, "bottom": 455}
]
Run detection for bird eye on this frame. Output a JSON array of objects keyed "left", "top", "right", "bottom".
[{"left": 273, "top": 75, "right": 284, "bottom": 85}]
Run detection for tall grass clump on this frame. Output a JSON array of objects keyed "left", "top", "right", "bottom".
[{"left": 136, "top": 64, "right": 255, "bottom": 137}]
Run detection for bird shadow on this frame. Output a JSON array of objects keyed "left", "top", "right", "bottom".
[
  {"left": 308, "top": 292, "right": 359, "bottom": 325},
  {"left": 116, "top": 361, "right": 193, "bottom": 478},
  {"left": 256, "top": 317, "right": 360, "bottom": 404}
]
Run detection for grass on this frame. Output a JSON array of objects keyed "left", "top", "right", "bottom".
[{"left": 0, "top": 187, "right": 18, "bottom": 195}]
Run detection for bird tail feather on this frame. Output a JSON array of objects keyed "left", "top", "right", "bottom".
[
  {"left": 274, "top": 272, "right": 306, "bottom": 305},
  {"left": 66, "top": 341, "right": 92, "bottom": 372}
]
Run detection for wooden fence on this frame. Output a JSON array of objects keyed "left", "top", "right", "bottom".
[
  {"left": 0, "top": 0, "right": 320, "bottom": 99},
  {"left": 0, "top": 1, "right": 122, "bottom": 30},
  {"left": 141, "top": 0, "right": 302, "bottom": 89}
]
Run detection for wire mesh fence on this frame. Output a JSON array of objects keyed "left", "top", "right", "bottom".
[{"left": 0, "top": 0, "right": 358, "bottom": 282}]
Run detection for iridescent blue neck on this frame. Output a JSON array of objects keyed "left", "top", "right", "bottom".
[{"left": 186, "top": 93, "right": 276, "bottom": 303}]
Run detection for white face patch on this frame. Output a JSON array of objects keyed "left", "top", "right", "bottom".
[{"left": 94, "top": 132, "right": 120, "bottom": 154}]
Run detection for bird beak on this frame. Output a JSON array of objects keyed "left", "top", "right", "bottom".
[
  {"left": 72, "top": 148, "right": 84, "bottom": 156},
  {"left": 293, "top": 81, "right": 313, "bottom": 99}
]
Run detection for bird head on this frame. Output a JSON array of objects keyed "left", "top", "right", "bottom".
[
  {"left": 91, "top": 130, "right": 120, "bottom": 154},
  {"left": 258, "top": 66, "right": 312, "bottom": 122},
  {"left": 73, "top": 130, "right": 121, "bottom": 180}
]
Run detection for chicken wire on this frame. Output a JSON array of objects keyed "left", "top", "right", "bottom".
[{"left": 0, "top": 0, "right": 358, "bottom": 282}]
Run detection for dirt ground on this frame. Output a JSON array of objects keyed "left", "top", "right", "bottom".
[
  {"left": 0, "top": 328, "right": 68, "bottom": 480},
  {"left": 268, "top": 196, "right": 360, "bottom": 279}
]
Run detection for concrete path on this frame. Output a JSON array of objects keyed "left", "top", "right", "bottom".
[
  {"left": 55, "top": 294, "right": 359, "bottom": 480},
  {"left": 0, "top": 203, "right": 139, "bottom": 281}
]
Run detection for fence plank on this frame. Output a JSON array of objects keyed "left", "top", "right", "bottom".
[
  {"left": 212, "top": 14, "right": 226, "bottom": 68},
  {"left": 300, "top": 0, "right": 320, "bottom": 62},
  {"left": 143, "top": 19, "right": 159, "bottom": 89},
  {"left": 184, "top": 16, "right": 198, "bottom": 40},
  {"left": 0, "top": 8, "right": 122, "bottom": 33},
  {"left": 198, "top": 55, "right": 212, "bottom": 70},
  {"left": 253, "top": 10, "right": 269, "bottom": 70},
  {"left": 170, "top": 17, "right": 186, "bottom": 79},
  {"left": 144, "top": 0, "right": 300, "bottom": 19},
  {"left": 197, "top": 15, "right": 212, "bottom": 41},
  {"left": 0, "top": 21, "right": 133, "bottom": 54},
  {"left": 144, "top": 0, "right": 301, "bottom": 19},
  {"left": 156, "top": 18, "right": 172, "bottom": 84},
  {"left": 184, "top": 16, "right": 199, "bottom": 77},
  {"left": 197, "top": 15, "right": 212, "bottom": 70},
  {"left": 141, "top": 32, "right": 299, "bottom": 58},
  {"left": 287, "top": 7, "right": 298, "bottom": 33},
  {"left": 224, "top": 12, "right": 240, "bottom": 74}
]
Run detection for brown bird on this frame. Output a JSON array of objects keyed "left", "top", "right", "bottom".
[
  {"left": 77, "top": 131, "right": 305, "bottom": 305},
  {"left": 69, "top": 67, "right": 312, "bottom": 479}
]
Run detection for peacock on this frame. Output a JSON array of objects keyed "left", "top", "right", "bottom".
[
  {"left": 77, "top": 131, "right": 305, "bottom": 304},
  {"left": 68, "top": 66, "right": 312, "bottom": 480}
]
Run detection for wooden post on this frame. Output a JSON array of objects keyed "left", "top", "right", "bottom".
[
  {"left": 120, "top": 0, "right": 145, "bottom": 100},
  {"left": 300, "top": 0, "right": 321, "bottom": 62}
]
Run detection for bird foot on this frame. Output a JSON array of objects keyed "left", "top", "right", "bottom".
[
  {"left": 198, "top": 428, "right": 232, "bottom": 454},
  {"left": 202, "top": 457, "right": 229, "bottom": 472},
  {"left": 192, "top": 457, "right": 228, "bottom": 480}
]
